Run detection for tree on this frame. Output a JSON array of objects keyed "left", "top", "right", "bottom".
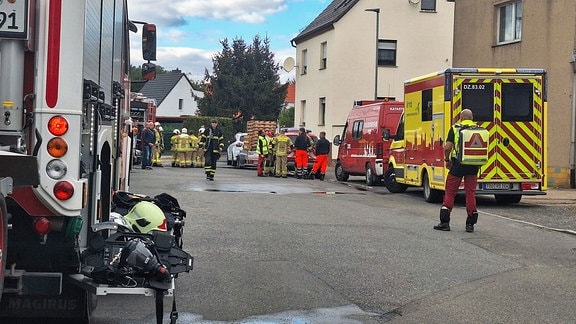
[
  {"left": 129, "top": 64, "right": 168, "bottom": 81},
  {"left": 196, "top": 35, "right": 288, "bottom": 125},
  {"left": 278, "top": 107, "right": 294, "bottom": 129}
]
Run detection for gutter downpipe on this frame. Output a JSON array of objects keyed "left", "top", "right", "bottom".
[{"left": 571, "top": 50, "right": 576, "bottom": 188}]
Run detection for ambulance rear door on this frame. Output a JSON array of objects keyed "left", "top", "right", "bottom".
[{"left": 452, "top": 73, "right": 545, "bottom": 188}]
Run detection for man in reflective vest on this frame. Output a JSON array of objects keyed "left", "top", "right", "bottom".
[
  {"left": 256, "top": 130, "right": 269, "bottom": 177},
  {"left": 434, "top": 109, "right": 480, "bottom": 233},
  {"left": 309, "top": 131, "right": 330, "bottom": 180},
  {"left": 293, "top": 127, "right": 312, "bottom": 179}
]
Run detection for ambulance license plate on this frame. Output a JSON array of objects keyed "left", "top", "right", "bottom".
[{"left": 484, "top": 183, "right": 511, "bottom": 190}]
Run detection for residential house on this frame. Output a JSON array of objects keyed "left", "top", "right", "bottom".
[
  {"left": 285, "top": 82, "right": 296, "bottom": 111},
  {"left": 291, "top": 0, "right": 455, "bottom": 159},
  {"left": 452, "top": 0, "right": 576, "bottom": 188},
  {"left": 139, "top": 69, "right": 202, "bottom": 123}
]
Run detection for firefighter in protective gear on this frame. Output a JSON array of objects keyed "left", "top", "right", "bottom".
[
  {"left": 195, "top": 127, "right": 206, "bottom": 167},
  {"left": 176, "top": 128, "right": 192, "bottom": 167},
  {"left": 170, "top": 129, "right": 180, "bottom": 167},
  {"left": 272, "top": 128, "right": 293, "bottom": 178},
  {"left": 199, "top": 120, "right": 224, "bottom": 180},
  {"left": 189, "top": 131, "right": 199, "bottom": 167},
  {"left": 152, "top": 122, "right": 164, "bottom": 167},
  {"left": 256, "top": 130, "right": 269, "bottom": 176},
  {"left": 124, "top": 201, "right": 167, "bottom": 233}
]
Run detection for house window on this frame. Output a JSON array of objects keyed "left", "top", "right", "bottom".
[
  {"left": 300, "top": 100, "right": 306, "bottom": 126},
  {"left": 301, "top": 49, "right": 308, "bottom": 75},
  {"left": 318, "top": 97, "right": 326, "bottom": 126},
  {"left": 378, "top": 40, "right": 397, "bottom": 66},
  {"left": 497, "top": 1, "right": 522, "bottom": 44},
  {"left": 320, "top": 42, "right": 327, "bottom": 69},
  {"left": 421, "top": 0, "right": 436, "bottom": 11},
  {"left": 178, "top": 99, "right": 183, "bottom": 110}
]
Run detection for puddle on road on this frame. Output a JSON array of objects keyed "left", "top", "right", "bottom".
[
  {"left": 182, "top": 183, "right": 365, "bottom": 195},
  {"left": 130, "top": 305, "right": 386, "bottom": 324}
]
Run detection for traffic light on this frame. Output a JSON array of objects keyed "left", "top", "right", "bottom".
[
  {"left": 142, "top": 63, "right": 156, "bottom": 81},
  {"left": 142, "top": 24, "right": 157, "bottom": 61}
]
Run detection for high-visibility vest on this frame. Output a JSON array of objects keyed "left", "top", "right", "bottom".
[
  {"left": 256, "top": 135, "right": 268, "bottom": 155},
  {"left": 452, "top": 120, "right": 489, "bottom": 166}
]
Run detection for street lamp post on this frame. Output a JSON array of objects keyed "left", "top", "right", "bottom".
[{"left": 365, "top": 8, "right": 380, "bottom": 100}]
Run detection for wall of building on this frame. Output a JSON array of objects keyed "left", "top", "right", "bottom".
[
  {"left": 158, "top": 78, "right": 200, "bottom": 117},
  {"left": 452, "top": 0, "right": 576, "bottom": 188},
  {"left": 294, "top": 0, "right": 454, "bottom": 159}
]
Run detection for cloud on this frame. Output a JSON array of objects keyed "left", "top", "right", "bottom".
[
  {"left": 128, "top": 0, "right": 296, "bottom": 83},
  {"left": 128, "top": 0, "right": 288, "bottom": 26}
]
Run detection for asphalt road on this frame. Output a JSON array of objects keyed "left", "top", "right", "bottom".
[{"left": 90, "top": 160, "right": 576, "bottom": 323}]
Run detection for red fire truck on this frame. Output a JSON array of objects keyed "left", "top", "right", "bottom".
[{"left": 0, "top": 1, "right": 179, "bottom": 322}]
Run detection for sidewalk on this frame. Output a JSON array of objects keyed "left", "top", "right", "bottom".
[{"left": 522, "top": 188, "right": 576, "bottom": 205}]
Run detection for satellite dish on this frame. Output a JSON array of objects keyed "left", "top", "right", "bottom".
[{"left": 282, "top": 57, "right": 295, "bottom": 72}]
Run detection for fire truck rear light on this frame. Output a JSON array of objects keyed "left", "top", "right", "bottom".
[
  {"left": 33, "top": 217, "right": 51, "bottom": 235},
  {"left": 54, "top": 181, "right": 74, "bottom": 200},
  {"left": 48, "top": 116, "right": 69, "bottom": 136},
  {"left": 47, "top": 137, "right": 68, "bottom": 157},
  {"left": 522, "top": 183, "right": 540, "bottom": 190},
  {"left": 46, "top": 159, "right": 67, "bottom": 179}
]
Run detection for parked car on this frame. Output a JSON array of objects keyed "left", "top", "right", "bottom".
[
  {"left": 283, "top": 128, "right": 318, "bottom": 174},
  {"left": 227, "top": 132, "right": 247, "bottom": 166}
]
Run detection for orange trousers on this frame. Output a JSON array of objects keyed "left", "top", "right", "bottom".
[
  {"left": 295, "top": 150, "right": 308, "bottom": 169},
  {"left": 312, "top": 154, "right": 328, "bottom": 174}
]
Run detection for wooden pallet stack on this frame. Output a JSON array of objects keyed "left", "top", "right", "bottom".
[{"left": 244, "top": 120, "right": 277, "bottom": 151}]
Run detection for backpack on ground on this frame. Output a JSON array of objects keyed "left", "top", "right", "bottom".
[{"left": 455, "top": 124, "right": 489, "bottom": 166}]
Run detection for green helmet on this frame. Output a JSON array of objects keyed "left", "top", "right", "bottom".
[{"left": 124, "top": 201, "right": 167, "bottom": 233}]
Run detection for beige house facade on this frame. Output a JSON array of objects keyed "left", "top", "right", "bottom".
[
  {"left": 291, "top": 0, "right": 455, "bottom": 159},
  {"left": 452, "top": 0, "right": 576, "bottom": 188}
]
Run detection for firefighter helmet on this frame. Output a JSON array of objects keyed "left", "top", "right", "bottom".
[
  {"left": 181, "top": 128, "right": 188, "bottom": 134},
  {"left": 173, "top": 129, "right": 180, "bottom": 134},
  {"left": 123, "top": 201, "right": 167, "bottom": 233}
]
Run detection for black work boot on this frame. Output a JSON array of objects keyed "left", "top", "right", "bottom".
[
  {"left": 466, "top": 212, "right": 478, "bottom": 233},
  {"left": 320, "top": 173, "right": 325, "bottom": 181},
  {"left": 307, "top": 171, "right": 315, "bottom": 180},
  {"left": 433, "top": 208, "right": 451, "bottom": 231}
]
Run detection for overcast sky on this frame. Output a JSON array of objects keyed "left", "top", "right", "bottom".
[{"left": 127, "top": 0, "right": 329, "bottom": 83}]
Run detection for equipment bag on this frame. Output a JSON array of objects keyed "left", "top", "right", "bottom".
[{"left": 456, "top": 125, "right": 489, "bottom": 166}]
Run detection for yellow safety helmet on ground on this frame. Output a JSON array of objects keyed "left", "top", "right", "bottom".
[{"left": 123, "top": 201, "right": 167, "bottom": 233}]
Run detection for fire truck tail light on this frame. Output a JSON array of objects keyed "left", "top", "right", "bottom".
[
  {"left": 46, "top": 159, "right": 68, "bottom": 179},
  {"left": 48, "top": 116, "right": 69, "bottom": 136},
  {"left": 47, "top": 137, "right": 68, "bottom": 157},
  {"left": 33, "top": 217, "right": 52, "bottom": 235},
  {"left": 54, "top": 181, "right": 74, "bottom": 200}
]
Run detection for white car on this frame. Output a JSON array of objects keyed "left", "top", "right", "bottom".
[{"left": 227, "top": 132, "right": 247, "bottom": 166}]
